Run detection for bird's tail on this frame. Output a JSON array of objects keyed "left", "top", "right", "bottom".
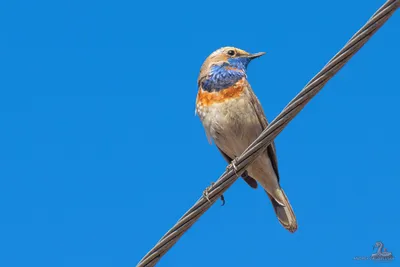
[{"left": 266, "top": 188, "right": 297, "bottom": 233}]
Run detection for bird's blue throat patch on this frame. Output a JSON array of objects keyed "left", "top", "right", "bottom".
[{"left": 201, "top": 57, "right": 250, "bottom": 92}]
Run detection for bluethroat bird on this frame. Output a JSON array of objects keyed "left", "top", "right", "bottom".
[{"left": 195, "top": 47, "right": 297, "bottom": 233}]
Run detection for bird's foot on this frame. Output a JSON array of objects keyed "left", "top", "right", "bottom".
[
  {"left": 227, "top": 158, "right": 239, "bottom": 177},
  {"left": 202, "top": 182, "right": 226, "bottom": 206},
  {"left": 220, "top": 194, "right": 225, "bottom": 206},
  {"left": 202, "top": 182, "right": 215, "bottom": 203}
]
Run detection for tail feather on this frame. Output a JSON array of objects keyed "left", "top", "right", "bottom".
[{"left": 266, "top": 189, "right": 297, "bottom": 233}]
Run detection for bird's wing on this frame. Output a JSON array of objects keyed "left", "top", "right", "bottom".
[
  {"left": 245, "top": 83, "right": 280, "bottom": 182},
  {"left": 216, "top": 145, "right": 258, "bottom": 189}
]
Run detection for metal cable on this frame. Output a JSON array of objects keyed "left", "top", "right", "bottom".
[{"left": 137, "top": 1, "right": 399, "bottom": 266}]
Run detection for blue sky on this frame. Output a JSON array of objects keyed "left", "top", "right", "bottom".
[{"left": 0, "top": 0, "right": 399, "bottom": 266}]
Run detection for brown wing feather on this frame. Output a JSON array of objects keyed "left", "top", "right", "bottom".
[
  {"left": 245, "top": 82, "right": 281, "bottom": 182},
  {"left": 216, "top": 146, "right": 258, "bottom": 189}
]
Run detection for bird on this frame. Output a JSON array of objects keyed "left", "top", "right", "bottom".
[{"left": 195, "top": 46, "right": 297, "bottom": 233}]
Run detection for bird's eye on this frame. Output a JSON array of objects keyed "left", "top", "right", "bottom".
[{"left": 227, "top": 50, "right": 236, "bottom": 56}]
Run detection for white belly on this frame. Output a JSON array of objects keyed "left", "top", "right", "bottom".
[
  {"left": 197, "top": 94, "right": 280, "bottom": 195},
  {"left": 197, "top": 95, "right": 262, "bottom": 158}
]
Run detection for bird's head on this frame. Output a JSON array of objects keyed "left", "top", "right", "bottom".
[{"left": 198, "top": 47, "right": 265, "bottom": 91}]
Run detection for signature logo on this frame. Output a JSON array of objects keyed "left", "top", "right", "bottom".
[{"left": 354, "top": 241, "right": 394, "bottom": 262}]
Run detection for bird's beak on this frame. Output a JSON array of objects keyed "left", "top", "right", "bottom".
[{"left": 247, "top": 52, "right": 266, "bottom": 60}]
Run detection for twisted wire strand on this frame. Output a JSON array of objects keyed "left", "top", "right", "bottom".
[{"left": 137, "top": 1, "right": 399, "bottom": 266}]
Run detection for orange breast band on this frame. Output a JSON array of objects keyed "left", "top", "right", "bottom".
[{"left": 197, "top": 78, "right": 245, "bottom": 107}]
